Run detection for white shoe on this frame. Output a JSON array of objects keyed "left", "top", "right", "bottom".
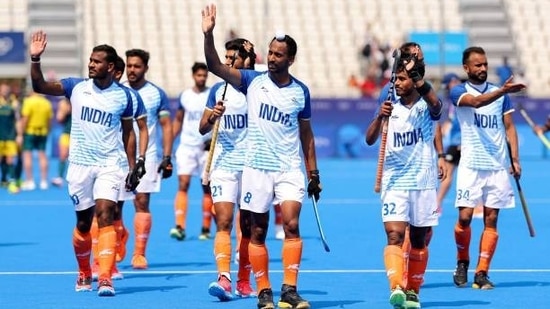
[
  {"left": 51, "top": 177, "right": 63, "bottom": 187},
  {"left": 39, "top": 180, "right": 48, "bottom": 190},
  {"left": 21, "top": 181, "right": 36, "bottom": 191},
  {"left": 275, "top": 224, "right": 284, "bottom": 240}
]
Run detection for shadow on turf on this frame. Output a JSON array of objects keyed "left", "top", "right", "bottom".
[
  {"left": 121, "top": 262, "right": 211, "bottom": 269},
  {"left": 0, "top": 242, "right": 37, "bottom": 247},
  {"left": 115, "top": 285, "right": 184, "bottom": 295},
  {"left": 422, "top": 300, "right": 491, "bottom": 308}
]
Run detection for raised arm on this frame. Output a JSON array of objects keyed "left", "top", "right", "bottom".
[
  {"left": 458, "top": 76, "right": 526, "bottom": 109},
  {"left": 29, "top": 31, "right": 65, "bottom": 96},
  {"left": 202, "top": 4, "right": 242, "bottom": 87}
]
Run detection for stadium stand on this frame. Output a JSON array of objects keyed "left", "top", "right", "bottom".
[{"left": 1, "top": 0, "right": 549, "bottom": 98}]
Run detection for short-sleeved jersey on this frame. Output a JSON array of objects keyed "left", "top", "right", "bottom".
[
  {"left": 0, "top": 100, "right": 17, "bottom": 140},
  {"left": 178, "top": 87, "right": 211, "bottom": 147},
  {"left": 240, "top": 70, "right": 311, "bottom": 171},
  {"left": 124, "top": 81, "right": 170, "bottom": 158},
  {"left": 450, "top": 82, "right": 513, "bottom": 170},
  {"left": 118, "top": 85, "right": 147, "bottom": 170},
  {"left": 60, "top": 78, "right": 136, "bottom": 166},
  {"left": 381, "top": 98, "right": 440, "bottom": 191},
  {"left": 206, "top": 82, "right": 248, "bottom": 172},
  {"left": 21, "top": 94, "right": 53, "bottom": 136}
]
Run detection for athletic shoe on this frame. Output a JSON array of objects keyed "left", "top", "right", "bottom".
[
  {"left": 51, "top": 177, "right": 63, "bottom": 187},
  {"left": 97, "top": 279, "right": 115, "bottom": 296},
  {"left": 404, "top": 290, "right": 421, "bottom": 309},
  {"left": 131, "top": 254, "right": 148, "bottom": 269},
  {"left": 472, "top": 271, "right": 494, "bottom": 290},
  {"left": 39, "top": 180, "right": 48, "bottom": 190},
  {"left": 7, "top": 181, "right": 19, "bottom": 194},
  {"left": 389, "top": 286, "right": 406, "bottom": 309},
  {"left": 199, "top": 227, "right": 211, "bottom": 240},
  {"left": 91, "top": 259, "right": 99, "bottom": 282},
  {"left": 116, "top": 227, "right": 129, "bottom": 262},
  {"left": 278, "top": 284, "right": 310, "bottom": 309},
  {"left": 235, "top": 280, "right": 256, "bottom": 298},
  {"left": 275, "top": 224, "right": 284, "bottom": 240},
  {"left": 170, "top": 225, "right": 185, "bottom": 241},
  {"left": 75, "top": 272, "right": 92, "bottom": 292},
  {"left": 208, "top": 275, "right": 233, "bottom": 301},
  {"left": 453, "top": 260, "right": 469, "bottom": 287},
  {"left": 257, "top": 288, "right": 275, "bottom": 309},
  {"left": 20, "top": 180, "right": 35, "bottom": 191},
  {"left": 111, "top": 264, "right": 124, "bottom": 280}
]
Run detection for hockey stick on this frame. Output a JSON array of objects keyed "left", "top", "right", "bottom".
[
  {"left": 311, "top": 197, "right": 330, "bottom": 252},
  {"left": 517, "top": 104, "right": 550, "bottom": 149},
  {"left": 201, "top": 52, "right": 238, "bottom": 185},
  {"left": 374, "top": 49, "right": 401, "bottom": 193},
  {"left": 506, "top": 139, "right": 535, "bottom": 237}
]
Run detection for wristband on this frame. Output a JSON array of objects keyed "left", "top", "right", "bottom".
[
  {"left": 31, "top": 56, "right": 41, "bottom": 63},
  {"left": 138, "top": 155, "right": 145, "bottom": 161},
  {"left": 163, "top": 155, "right": 171, "bottom": 160},
  {"left": 438, "top": 153, "right": 445, "bottom": 159},
  {"left": 416, "top": 82, "right": 432, "bottom": 96}
]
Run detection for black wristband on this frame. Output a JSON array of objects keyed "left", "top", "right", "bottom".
[
  {"left": 438, "top": 153, "right": 445, "bottom": 159},
  {"left": 163, "top": 155, "right": 171, "bottom": 160},
  {"left": 308, "top": 169, "right": 319, "bottom": 177},
  {"left": 30, "top": 56, "right": 40, "bottom": 63},
  {"left": 416, "top": 82, "right": 432, "bottom": 96},
  {"left": 137, "top": 155, "right": 145, "bottom": 162}
]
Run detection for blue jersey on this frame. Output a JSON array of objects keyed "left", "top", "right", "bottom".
[
  {"left": 61, "top": 78, "right": 139, "bottom": 166},
  {"left": 124, "top": 81, "right": 170, "bottom": 158},
  {"left": 450, "top": 81, "right": 513, "bottom": 170},
  {"left": 206, "top": 82, "right": 248, "bottom": 172},
  {"left": 240, "top": 70, "right": 310, "bottom": 171}
]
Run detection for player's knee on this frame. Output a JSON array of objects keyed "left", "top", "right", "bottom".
[
  {"left": 283, "top": 220, "right": 300, "bottom": 237},
  {"left": 386, "top": 230, "right": 404, "bottom": 246}
]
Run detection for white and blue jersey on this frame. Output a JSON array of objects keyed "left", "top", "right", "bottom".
[
  {"left": 178, "top": 87, "right": 211, "bottom": 147},
  {"left": 239, "top": 70, "right": 311, "bottom": 171},
  {"left": 376, "top": 84, "right": 441, "bottom": 191},
  {"left": 206, "top": 81, "right": 248, "bottom": 172},
  {"left": 124, "top": 81, "right": 170, "bottom": 159},
  {"left": 118, "top": 86, "right": 147, "bottom": 171},
  {"left": 60, "top": 78, "right": 142, "bottom": 166},
  {"left": 450, "top": 82, "right": 513, "bottom": 170}
]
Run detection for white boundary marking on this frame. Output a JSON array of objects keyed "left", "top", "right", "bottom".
[{"left": 1, "top": 268, "right": 550, "bottom": 275}]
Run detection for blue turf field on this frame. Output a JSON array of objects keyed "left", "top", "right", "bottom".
[{"left": 0, "top": 158, "right": 549, "bottom": 309}]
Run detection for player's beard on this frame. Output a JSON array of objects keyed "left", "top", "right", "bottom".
[{"left": 468, "top": 71, "right": 487, "bottom": 84}]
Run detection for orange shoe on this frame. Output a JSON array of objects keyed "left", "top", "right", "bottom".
[
  {"left": 131, "top": 254, "right": 148, "bottom": 269},
  {"left": 116, "top": 227, "right": 130, "bottom": 262}
]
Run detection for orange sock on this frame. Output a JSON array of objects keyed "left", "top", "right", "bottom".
[
  {"left": 90, "top": 217, "right": 99, "bottom": 264},
  {"left": 402, "top": 228, "right": 411, "bottom": 286},
  {"left": 384, "top": 245, "right": 404, "bottom": 290},
  {"left": 454, "top": 223, "right": 471, "bottom": 261},
  {"left": 214, "top": 231, "right": 232, "bottom": 277},
  {"left": 249, "top": 243, "right": 271, "bottom": 291},
  {"left": 282, "top": 238, "right": 303, "bottom": 286},
  {"left": 476, "top": 227, "right": 498, "bottom": 274},
  {"left": 72, "top": 228, "right": 92, "bottom": 273},
  {"left": 274, "top": 204, "right": 282, "bottom": 225},
  {"left": 202, "top": 193, "right": 213, "bottom": 230},
  {"left": 237, "top": 237, "right": 251, "bottom": 282},
  {"left": 113, "top": 219, "right": 126, "bottom": 262},
  {"left": 174, "top": 191, "right": 188, "bottom": 228},
  {"left": 97, "top": 226, "right": 116, "bottom": 281},
  {"left": 407, "top": 247, "right": 429, "bottom": 293},
  {"left": 134, "top": 212, "right": 152, "bottom": 256}
]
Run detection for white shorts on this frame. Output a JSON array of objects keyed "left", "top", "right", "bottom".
[
  {"left": 210, "top": 169, "right": 242, "bottom": 204},
  {"left": 240, "top": 166, "right": 305, "bottom": 213},
  {"left": 380, "top": 189, "right": 439, "bottom": 227},
  {"left": 454, "top": 166, "right": 515, "bottom": 209},
  {"left": 66, "top": 163, "right": 124, "bottom": 211},
  {"left": 175, "top": 145, "right": 207, "bottom": 176}
]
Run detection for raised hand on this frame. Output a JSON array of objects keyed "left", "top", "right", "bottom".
[
  {"left": 501, "top": 76, "right": 526, "bottom": 94},
  {"left": 377, "top": 101, "right": 393, "bottom": 119},
  {"left": 201, "top": 4, "right": 217, "bottom": 35},
  {"left": 29, "top": 30, "right": 48, "bottom": 58}
]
